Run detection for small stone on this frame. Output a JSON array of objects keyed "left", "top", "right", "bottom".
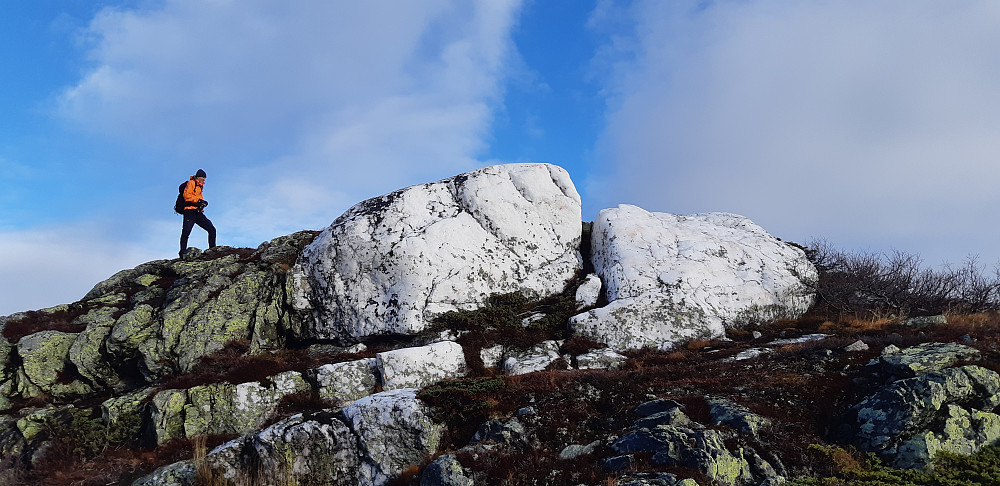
[
  {"left": 559, "top": 440, "right": 600, "bottom": 459},
  {"left": 845, "top": 340, "right": 869, "bottom": 352}
]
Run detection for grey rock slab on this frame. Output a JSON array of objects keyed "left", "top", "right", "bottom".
[
  {"left": 342, "top": 388, "right": 445, "bottom": 486},
  {"left": 313, "top": 358, "right": 379, "bottom": 404},
  {"left": 876, "top": 342, "right": 981, "bottom": 377},
  {"left": 420, "top": 453, "right": 474, "bottom": 486}
]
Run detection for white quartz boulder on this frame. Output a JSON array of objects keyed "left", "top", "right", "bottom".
[
  {"left": 570, "top": 205, "right": 817, "bottom": 351},
  {"left": 289, "top": 163, "right": 583, "bottom": 343},
  {"left": 500, "top": 340, "right": 568, "bottom": 375},
  {"left": 574, "top": 273, "right": 603, "bottom": 309},
  {"left": 376, "top": 341, "right": 466, "bottom": 390}
]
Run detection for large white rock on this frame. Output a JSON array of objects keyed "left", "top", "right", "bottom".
[
  {"left": 570, "top": 205, "right": 817, "bottom": 350},
  {"left": 377, "top": 341, "right": 466, "bottom": 390},
  {"left": 500, "top": 340, "right": 568, "bottom": 375},
  {"left": 289, "top": 163, "right": 583, "bottom": 343}
]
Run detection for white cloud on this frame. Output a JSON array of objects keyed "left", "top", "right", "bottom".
[
  {"left": 56, "top": 1, "right": 523, "bottom": 243},
  {"left": 591, "top": 0, "right": 1000, "bottom": 265},
  {"left": 0, "top": 222, "right": 173, "bottom": 316},
  {"left": 0, "top": 0, "right": 531, "bottom": 316}
]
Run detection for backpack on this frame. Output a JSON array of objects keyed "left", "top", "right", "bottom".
[{"left": 173, "top": 181, "right": 188, "bottom": 214}]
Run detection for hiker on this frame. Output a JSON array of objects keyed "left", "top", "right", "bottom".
[{"left": 179, "top": 169, "right": 217, "bottom": 257}]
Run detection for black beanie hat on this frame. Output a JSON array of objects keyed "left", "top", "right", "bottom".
[{"left": 195, "top": 169, "right": 207, "bottom": 178}]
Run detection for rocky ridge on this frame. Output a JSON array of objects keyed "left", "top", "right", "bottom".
[{"left": 0, "top": 163, "right": 995, "bottom": 485}]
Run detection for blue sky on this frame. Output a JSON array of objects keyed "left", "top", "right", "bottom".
[{"left": 4, "top": 0, "right": 1000, "bottom": 316}]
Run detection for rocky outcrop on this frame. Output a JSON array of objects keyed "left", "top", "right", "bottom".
[
  {"left": 851, "top": 343, "right": 1000, "bottom": 469},
  {"left": 571, "top": 205, "right": 817, "bottom": 351},
  {"left": 607, "top": 398, "right": 783, "bottom": 486},
  {"left": 11, "top": 162, "right": 987, "bottom": 486},
  {"left": 143, "top": 388, "right": 446, "bottom": 486},
  {"left": 287, "top": 163, "right": 583, "bottom": 344},
  {"left": 148, "top": 371, "right": 311, "bottom": 445},
  {"left": 0, "top": 231, "right": 318, "bottom": 407}
]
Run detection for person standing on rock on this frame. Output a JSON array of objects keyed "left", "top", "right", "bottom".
[{"left": 179, "top": 169, "right": 217, "bottom": 258}]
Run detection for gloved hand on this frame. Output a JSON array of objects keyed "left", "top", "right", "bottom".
[{"left": 198, "top": 200, "right": 209, "bottom": 209}]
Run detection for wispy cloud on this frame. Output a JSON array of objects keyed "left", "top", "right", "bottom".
[
  {"left": 57, "top": 1, "right": 523, "bottom": 235},
  {"left": 0, "top": 222, "right": 171, "bottom": 315},
  {"left": 1, "top": 1, "right": 524, "bottom": 315},
  {"left": 590, "top": 0, "right": 1000, "bottom": 265}
]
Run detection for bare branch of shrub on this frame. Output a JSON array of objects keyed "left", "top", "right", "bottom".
[{"left": 805, "top": 239, "right": 1000, "bottom": 319}]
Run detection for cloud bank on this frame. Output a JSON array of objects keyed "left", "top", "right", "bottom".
[{"left": 591, "top": 0, "right": 1000, "bottom": 266}]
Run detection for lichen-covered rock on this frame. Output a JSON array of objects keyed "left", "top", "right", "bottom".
[
  {"left": 131, "top": 460, "right": 196, "bottom": 486},
  {"left": 500, "top": 340, "right": 567, "bottom": 375},
  {"left": 183, "top": 371, "right": 311, "bottom": 439},
  {"left": 571, "top": 205, "right": 816, "bottom": 351},
  {"left": 202, "top": 410, "right": 361, "bottom": 486},
  {"left": 17, "top": 331, "right": 92, "bottom": 398},
  {"left": 613, "top": 426, "right": 755, "bottom": 485},
  {"left": 313, "top": 358, "right": 379, "bottom": 404},
  {"left": 106, "top": 304, "right": 156, "bottom": 360},
  {"left": 69, "top": 313, "right": 121, "bottom": 392},
  {"left": 83, "top": 232, "right": 316, "bottom": 383},
  {"left": 874, "top": 342, "right": 981, "bottom": 378},
  {"left": 421, "top": 453, "right": 475, "bottom": 486},
  {"left": 852, "top": 364, "right": 1000, "bottom": 468},
  {"left": 342, "top": 388, "right": 444, "bottom": 486},
  {"left": 0, "top": 337, "right": 12, "bottom": 409},
  {"left": 102, "top": 387, "right": 155, "bottom": 426},
  {"left": 612, "top": 399, "right": 782, "bottom": 486},
  {"left": 288, "top": 163, "right": 583, "bottom": 343},
  {"left": 139, "top": 254, "right": 275, "bottom": 375},
  {"left": 15, "top": 407, "right": 59, "bottom": 442},
  {"left": 149, "top": 389, "right": 188, "bottom": 445},
  {"left": 146, "top": 371, "right": 311, "bottom": 444},
  {"left": 617, "top": 473, "right": 699, "bottom": 486},
  {"left": 377, "top": 341, "right": 466, "bottom": 390},
  {"left": 707, "top": 397, "right": 770, "bottom": 438}
]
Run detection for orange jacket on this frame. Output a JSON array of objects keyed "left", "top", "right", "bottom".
[{"left": 182, "top": 178, "right": 204, "bottom": 210}]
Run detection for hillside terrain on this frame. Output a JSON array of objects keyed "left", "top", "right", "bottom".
[{"left": 2, "top": 163, "right": 1000, "bottom": 486}]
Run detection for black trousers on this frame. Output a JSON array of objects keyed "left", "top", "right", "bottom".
[{"left": 180, "top": 209, "right": 217, "bottom": 254}]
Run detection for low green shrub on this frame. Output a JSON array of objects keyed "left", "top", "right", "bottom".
[{"left": 43, "top": 406, "right": 142, "bottom": 461}]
